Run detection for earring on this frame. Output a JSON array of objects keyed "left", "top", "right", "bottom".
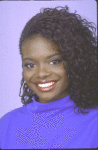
[{"left": 22, "top": 81, "right": 35, "bottom": 95}]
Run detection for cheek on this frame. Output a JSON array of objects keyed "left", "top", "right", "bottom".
[
  {"left": 23, "top": 70, "right": 31, "bottom": 80},
  {"left": 60, "top": 69, "right": 69, "bottom": 84},
  {"left": 61, "top": 62, "right": 68, "bottom": 76},
  {"left": 61, "top": 68, "right": 67, "bottom": 77}
]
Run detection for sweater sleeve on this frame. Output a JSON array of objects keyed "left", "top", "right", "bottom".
[{"left": 0, "top": 112, "right": 12, "bottom": 148}]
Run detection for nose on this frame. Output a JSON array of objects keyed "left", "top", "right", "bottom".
[{"left": 36, "top": 63, "right": 51, "bottom": 78}]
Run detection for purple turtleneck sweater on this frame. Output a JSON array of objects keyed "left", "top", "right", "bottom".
[{"left": 0, "top": 94, "right": 98, "bottom": 149}]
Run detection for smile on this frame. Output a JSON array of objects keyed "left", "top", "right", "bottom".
[{"left": 35, "top": 81, "right": 58, "bottom": 92}]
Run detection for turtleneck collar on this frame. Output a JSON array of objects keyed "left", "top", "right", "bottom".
[{"left": 27, "top": 94, "right": 75, "bottom": 113}]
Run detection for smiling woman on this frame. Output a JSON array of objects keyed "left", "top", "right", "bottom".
[
  {"left": 19, "top": 6, "right": 97, "bottom": 113},
  {"left": 0, "top": 5, "right": 98, "bottom": 149}
]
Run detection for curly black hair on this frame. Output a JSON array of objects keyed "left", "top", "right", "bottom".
[{"left": 19, "top": 5, "right": 98, "bottom": 115}]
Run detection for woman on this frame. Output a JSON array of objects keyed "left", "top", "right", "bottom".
[{"left": 0, "top": 6, "right": 97, "bottom": 149}]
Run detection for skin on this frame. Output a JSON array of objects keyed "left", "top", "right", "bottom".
[{"left": 21, "top": 34, "right": 70, "bottom": 103}]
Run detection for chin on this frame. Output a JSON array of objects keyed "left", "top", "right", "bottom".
[{"left": 38, "top": 94, "right": 60, "bottom": 103}]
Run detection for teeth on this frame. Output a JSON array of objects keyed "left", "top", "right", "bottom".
[{"left": 38, "top": 82, "right": 55, "bottom": 88}]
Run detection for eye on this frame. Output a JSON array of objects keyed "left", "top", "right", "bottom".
[
  {"left": 24, "top": 63, "right": 35, "bottom": 69},
  {"left": 49, "top": 59, "right": 62, "bottom": 65}
]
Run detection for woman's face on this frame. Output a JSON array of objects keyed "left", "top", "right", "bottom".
[{"left": 21, "top": 34, "right": 70, "bottom": 103}]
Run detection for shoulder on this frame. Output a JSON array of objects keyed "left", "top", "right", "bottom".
[
  {"left": 0, "top": 105, "right": 28, "bottom": 148},
  {"left": 0, "top": 105, "right": 27, "bottom": 128},
  {"left": 0, "top": 105, "right": 27, "bottom": 141}
]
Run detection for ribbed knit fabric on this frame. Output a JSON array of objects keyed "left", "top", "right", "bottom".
[{"left": 0, "top": 94, "right": 98, "bottom": 149}]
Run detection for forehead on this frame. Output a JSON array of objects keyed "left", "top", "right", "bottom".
[{"left": 21, "top": 34, "right": 61, "bottom": 58}]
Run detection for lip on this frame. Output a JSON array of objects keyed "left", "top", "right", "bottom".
[
  {"left": 35, "top": 80, "right": 58, "bottom": 84},
  {"left": 35, "top": 81, "right": 58, "bottom": 92}
]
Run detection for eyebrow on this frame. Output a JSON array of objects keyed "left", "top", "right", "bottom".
[{"left": 23, "top": 53, "right": 61, "bottom": 61}]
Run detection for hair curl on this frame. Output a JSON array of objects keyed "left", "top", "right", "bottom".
[{"left": 19, "top": 6, "right": 98, "bottom": 115}]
